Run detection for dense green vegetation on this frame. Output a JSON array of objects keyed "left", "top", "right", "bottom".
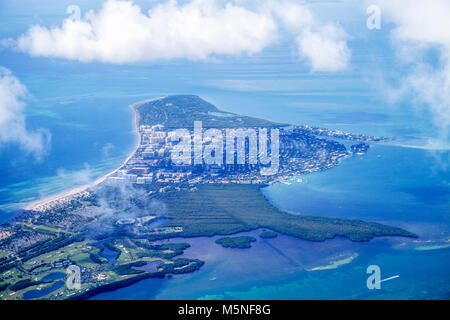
[
  {"left": 0, "top": 233, "right": 203, "bottom": 300},
  {"left": 0, "top": 282, "right": 8, "bottom": 292},
  {"left": 68, "top": 271, "right": 166, "bottom": 300},
  {"left": 259, "top": 231, "right": 278, "bottom": 239},
  {"left": 158, "top": 258, "right": 204, "bottom": 274},
  {"left": 114, "top": 261, "right": 147, "bottom": 275},
  {"left": 135, "top": 96, "right": 417, "bottom": 242},
  {"left": 136, "top": 95, "right": 284, "bottom": 129},
  {"left": 9, "top": 278, "right": 41, "bottom": 292},
  {"left": 152, "top": 184, "right": 417, "bottom": 242},
  {"left": 89, "top": 253, "right": 105, "bottom": 264},
  {"left": 68, "top": 258, "right": 204, "bottom": 300},
  {"left": 215, "top": 236, "right": 256, "bottom": 248}
]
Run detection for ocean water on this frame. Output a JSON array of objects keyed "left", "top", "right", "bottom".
[
  {"left": 90, "top": 146, "right": 450, "bottom": 300},
  {"left": 1, "top": 1, "right": 449, "bottom": 300},
  {"left": 263, "top": 144, "right": 450, "bottom": 239}
]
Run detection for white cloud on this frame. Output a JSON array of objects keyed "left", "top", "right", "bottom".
[
  {"left": 16, "top": 0, "right": 277, "bottom": 63},
  {"left": 379, "top": 0, "right": 450, "bottom": 46},
  {"left": 57, "top": 163, "right": 93, "bottom": 185},
  {"left": 297, "top": 24, "right": 351, "bottom": 72},
  {"left": 269, "top": 0, "right": 314, "bottom": 31},
  {"left": 101, "top": 142, "right": 115, "bottom": 158},
  {"left": 268, "top": 0, "right": 350, "bottom": 72},
  {"left": 375, "top": 0, "right": 450, "bottom": 143},
  {"left": 0, "top": 67, "right": 50, "bottom": 160},
  {"left": 13, "top": 0, "right": 351, "bottom": 72}
]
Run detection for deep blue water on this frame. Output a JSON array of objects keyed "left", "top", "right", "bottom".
[
  {"left": 1, "top": 1, "right": 449, "bottom": 300},
  {"left": 23, "top": 281, "right": 65, "bottom": 300},
  {"left": 41, "top": 272, "right": 66, "bottom": 282},
  {"left": 93, "top": 241, "right": 120, "bottom": 266},
  {"left": 263, "top": 145, "right": 450, "bottom": 239}
]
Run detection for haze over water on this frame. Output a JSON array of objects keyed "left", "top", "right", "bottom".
[{"left": 0, "top": 0, "right": 449, "bottom": 299}]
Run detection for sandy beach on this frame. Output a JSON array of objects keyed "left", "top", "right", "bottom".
[
  {"left": 306, "top": 253, "right": 359, "bottom": 272},
  {"left": 25, "top": 97, "right": 166, "bottom": 211}
]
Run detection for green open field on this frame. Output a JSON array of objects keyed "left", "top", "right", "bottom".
[{"left": 18, "top": 223, "right": 74, "bottom": 235}]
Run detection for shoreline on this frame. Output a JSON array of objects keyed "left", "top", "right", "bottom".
[
  {"left": 25, "top": 97, "right": 166, "bottom": 211},
  {"left": 305, "top": 253, "right": 359, "bottom": 272},
  {"left": 25, "top": 94, "right": 384, "bottom": 212}
]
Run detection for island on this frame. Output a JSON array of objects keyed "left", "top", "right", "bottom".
[
  {"left": 0, "top": 95, "right": 417, "bottom": 300},
  {"left": 259, "top": 231, "right": 278, "bottom": 239},
  {"left": 215, "top": 236, "right": 257, "bottom": 249}
]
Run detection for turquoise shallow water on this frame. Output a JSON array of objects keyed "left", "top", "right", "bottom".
[
  {"left": 0, "top": 1, "right": 449, "bottom": 300},
  {"left": 263, "top": 144, "right": 450, "bottom": 239},
  {"left": 90, "top": 145, "right": 450, "bottom": 300},
  {"left": 89, "top": 230, "right": 450, "bottom": 300}
]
